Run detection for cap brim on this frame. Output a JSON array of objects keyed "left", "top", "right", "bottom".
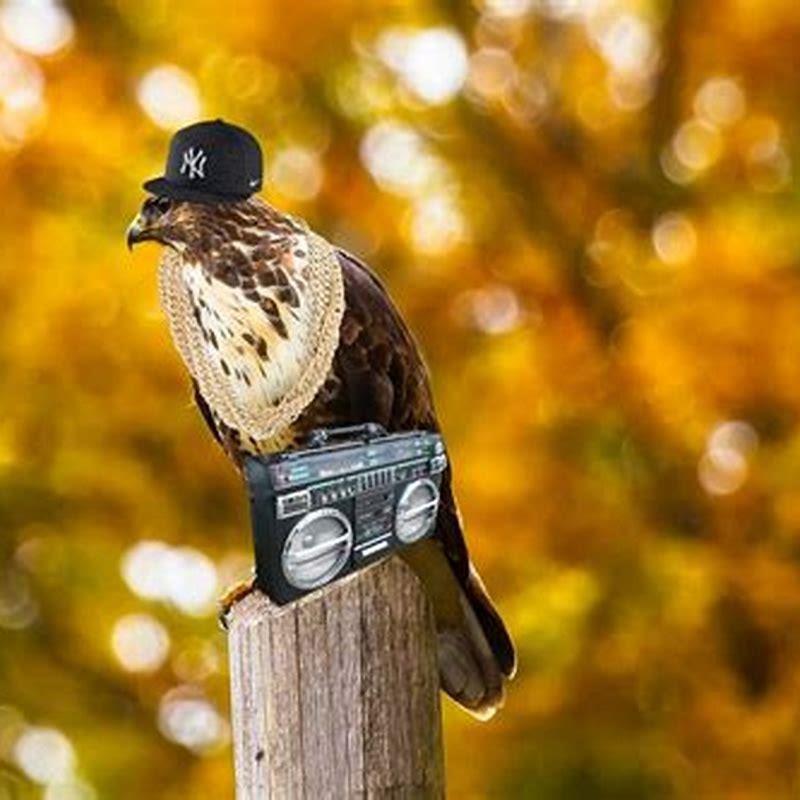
[{"left": 143, "top": 177, "right": 252, "bottom": 205}]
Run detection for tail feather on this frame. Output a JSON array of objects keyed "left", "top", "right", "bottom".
[
  {"left": 463, "top": 564, "right": 517, "bottom": 679},
  {"left": 438, "top": 590, "right": 507, "bottom": 719},
  {"left": 400, "top": 540, "right": 516, "bottom": 720}
]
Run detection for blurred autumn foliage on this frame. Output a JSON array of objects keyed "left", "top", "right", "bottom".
[{"left": 1, "top": 0, "right": 800, "bottom": 797}]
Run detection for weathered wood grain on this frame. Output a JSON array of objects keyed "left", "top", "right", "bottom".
[{"left": 227, "top": 558, "right": 445, "bottom": 800}]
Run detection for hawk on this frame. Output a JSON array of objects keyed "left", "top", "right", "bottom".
[{"left": 128, "top": 183, "right": 515, "bottom": 721}]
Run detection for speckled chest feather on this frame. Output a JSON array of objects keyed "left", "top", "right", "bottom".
[{"left": 157, "top": 200, "right": 344, "bottom": 458}]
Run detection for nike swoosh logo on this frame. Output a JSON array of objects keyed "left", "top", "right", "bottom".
[{"left": 249, "top": 179, "right": 260, "bottom": 187}]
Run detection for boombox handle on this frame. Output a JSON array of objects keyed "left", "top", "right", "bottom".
[{"left": 305, "top": 422, "right": 388, "bottom": 448}]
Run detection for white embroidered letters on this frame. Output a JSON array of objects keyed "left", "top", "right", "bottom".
[{"left": 180, "top": 147, "right": 207, "bottom": 180}]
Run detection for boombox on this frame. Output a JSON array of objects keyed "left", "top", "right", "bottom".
[{"left": 243, "top": 424, "right": 448, "bottom": 605}]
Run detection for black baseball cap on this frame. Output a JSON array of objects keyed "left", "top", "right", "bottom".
[{"left": 143, "top": 119, "right": 263, "bottom": 204}]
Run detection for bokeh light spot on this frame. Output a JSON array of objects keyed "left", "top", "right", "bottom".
[
  {"left": 594, "top": 13, "right": 657, "bottom": 76},
  {"left": 0, "top": 43, "right": 46, "bottom": 148},
  {"left": 121, "top": 541, "right": 218, "bottom": 617},
  {"left": 660, "top": 144, "right": 696, "bottom": 185},
  {"left": 708, "top": 420, "right": 758, "bottom": 456},
  {"left": 409, "top": 193, "right": 468, "bottom": 254},
  {"left": 136, "top": 65, "right": 201, "bottom": 130},
  {"left": 467, "top": 47, "right": 517, "bottom": 100},
  {"left": 377, "top": 27, "right": 468, "bottom": 105},
  {"left": 111, "top": 613, "right": 170, "bottom": 673},
  {"left": 457, "top": 285, "right": 523, "bottom": 334},
  {"left": 651, "top": 212, "right": 697, "bottom": 265},
  {"left": 698, "top": 449, "right": 747, "bottom": 496},
  {"left": 121, "top": 541, "right": 172, "bottom": 601},
  {"left": 158, "top": 687, "right": 229, "bottom": 755},
  {"left": 0, "top": 1, "right": 74, "bottom": 56},
  {"left": 694, "top": 77, "right": 746, "bottom": 128},
  {"left": 698, "top": 420, "right": 758, "bottom": 496},
  {"left": 270, "top": 146, "right": 324, "bottom": 202},
  {"left": 672, "top": 118, "right": 723, "bottom": 172},
  {"left": 360, "top": 121, "right": 443, "bottom": 196},
  {"left": 14, "top": 727, "right": 75, "bottom": 785}
]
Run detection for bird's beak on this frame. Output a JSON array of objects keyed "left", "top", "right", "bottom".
[{"left": 126, "top": 213, "right": 145, "bottom": 251}]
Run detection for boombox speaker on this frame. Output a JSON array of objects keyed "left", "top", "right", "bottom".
[{"left": 243, "top": 424, "right": 448, "bottom": 605}]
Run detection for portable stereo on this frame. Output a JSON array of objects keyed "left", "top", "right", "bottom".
[{"left": 243, "top": 424, "right": 448, "bottom": 605}]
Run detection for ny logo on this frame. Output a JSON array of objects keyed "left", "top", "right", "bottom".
[{"left": 180, "top": 147, "right": 207, "bottom": 180}]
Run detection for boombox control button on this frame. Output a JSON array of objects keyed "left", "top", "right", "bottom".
[
  {"left": 430, "top": 455, "right": 447, "bottom": 473},
  {"left": 276, "top": 489, "right": 311, "bottom": 519}
]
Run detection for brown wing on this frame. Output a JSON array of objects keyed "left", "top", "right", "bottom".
[
  {"left": 315, "top": 251, "right": 515, "bottom": 678},
  {"left": 306, "top": 249, "right": 472, "bottom": 579},
  {"left": 295, "top": 249, "right": 439, "bottom": 436}
]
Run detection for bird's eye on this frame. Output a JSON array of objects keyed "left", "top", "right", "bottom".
[{"left": 155, "top": 196, "right": 172, "bottom": 214}]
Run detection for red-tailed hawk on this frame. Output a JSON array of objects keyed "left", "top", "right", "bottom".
[{"left": 128, "top": 194, "right": 516, "bottom": 718}]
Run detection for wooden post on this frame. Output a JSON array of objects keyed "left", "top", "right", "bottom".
[{"left": 227, "top": 557, "right": 445, "bottom": 799}]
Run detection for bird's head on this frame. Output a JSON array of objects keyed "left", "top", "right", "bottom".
[
  {"left": 126, "top": 195, "right": 190, "bottom": 252},
  {"left": 127, "top": 195, "right": 231, "bottom": 253},
  {"left": 126, "top": 195, "right": 262, "bottom": 258}
]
